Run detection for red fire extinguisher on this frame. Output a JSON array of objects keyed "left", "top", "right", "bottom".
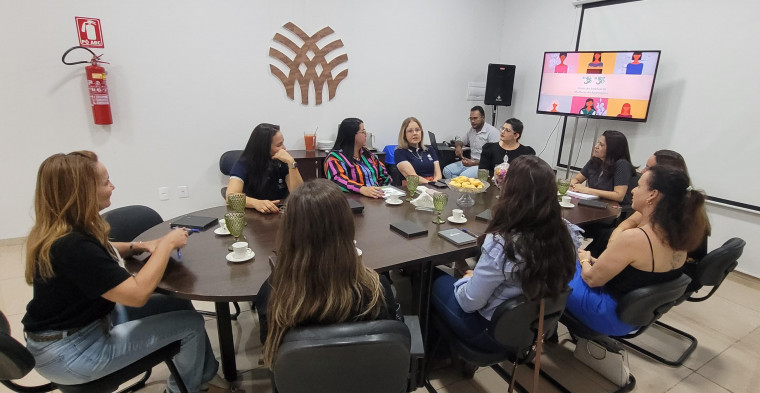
[{"left": 62, "top": 46, "right": 113, "bottom": 125}]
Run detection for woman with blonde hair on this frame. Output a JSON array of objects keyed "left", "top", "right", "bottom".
[
  {"left": 22, "top": 151, "right": 219, "bottom": 393},
  {"left": 257, "top": 179, "right": 400, "bottom": 367},
  {"left": 393, "top": 116, "right": 442, "bottom": 181}
]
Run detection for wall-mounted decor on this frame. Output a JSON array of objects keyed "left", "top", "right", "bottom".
[{"left": 269, "top": 22, "right": 348, "bottom": 105}]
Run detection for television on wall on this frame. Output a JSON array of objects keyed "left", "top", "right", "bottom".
[{"left": 536, "top": 50, "right": 661, "bottom": 122}]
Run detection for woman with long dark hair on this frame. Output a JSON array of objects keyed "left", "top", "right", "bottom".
[
  {"left": 257, "top": 179, "right": 400, "bottom": 367},
  {"left": 227, "top": 123, "right": 303, "bottom": 213},
  {"left": 568, "top": 166, "right": 710, "bottom": 335},
  {"left": 325, "top": 118, "right": 391, "bottom": 198},
  {"left": 430, "top": 155, "right": 581, "bottom": 350},
  {"left": 570, "top": 130, "right": 636, "bottom": 203},
  {"left": 22, "top": 151, "right": 219, "bottom": 393}
]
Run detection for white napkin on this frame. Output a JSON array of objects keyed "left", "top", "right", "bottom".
[{"left": 411, "top": 187, "right": 435, "bottom": 208}]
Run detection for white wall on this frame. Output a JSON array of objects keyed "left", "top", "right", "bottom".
[
  {"left": 498, "top": 0, "right": 759, "bottom": 277},
  {"left": 0, "top": 0, "right": 505, "bottom": 239}
]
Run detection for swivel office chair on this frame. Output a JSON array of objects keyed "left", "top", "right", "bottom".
[
  {"left": 427, "top": 289, "right": 572, "bottom": 393},
  {"left": 561, "top": 273, "right": 692, "bottom": 392},
  {"left": 219, "top": 150, "right": 244, "bottom": 198},
  {"left": 615, "top": 238, "right": 745, "bottom": 366},
  {"left": 271, "top": 317, "right": 424, "bottom": 393}
]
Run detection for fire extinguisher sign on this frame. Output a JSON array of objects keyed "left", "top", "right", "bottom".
[{"left": 75, "top": 17, "right": 104, "bottom": 48}]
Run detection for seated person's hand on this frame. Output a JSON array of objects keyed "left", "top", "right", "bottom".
[
  {"left": 138, "top": 239, "right": 158, "bottom": 254},
  {"left": 359, "top": 186, "right": 384, "bottom": 199},
  {"left": 570, "top": 183, "right": 589, "bottom": 194},
  {"left": 463, "top": 269, "right": 474, "bottom": 278},
  {"left": 163, "top": 228, "right": 189, "bottom": 249},
  {"left": 272, "top": 149, "right": 295, "bottom": 166},
  {"left": 577, "top": 249, "right": 592, "bottom": 265},
  {"left": 252, "top": 199, "right": 280, "bottom": 214}
]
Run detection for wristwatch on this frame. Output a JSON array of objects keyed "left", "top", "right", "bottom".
[{"left": 288, "top": 161, "right": 297, "bottom": 169}]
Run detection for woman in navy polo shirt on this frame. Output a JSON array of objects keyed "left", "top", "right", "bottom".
[{"left": 393, "top": 117, "right": 442, "bottom": 182}]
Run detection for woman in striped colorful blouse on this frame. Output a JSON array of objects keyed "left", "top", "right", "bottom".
[{"left": 325, "top": 118, "right": 392, "bottom": 198}]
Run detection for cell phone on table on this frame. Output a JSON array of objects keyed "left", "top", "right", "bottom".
[
  {"left": 268, "top": 255, "right": 277, "bottom": 270},
  {"left": 428, "top": 180, "right": 447, "bottom": 188}
]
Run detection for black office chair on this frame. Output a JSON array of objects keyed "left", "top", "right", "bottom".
[
  {"left": 615, "top": 238, "right": 745, "bottom": 366},
  {"left": 102, "top": 205, "right": 163, "bottom": 244},
  {"left": 103, "top": 205, "right": 242, "bottom": 321},
  {"left": 427, "top": 289, "right": 572, "bottom": 393},
  {"left": 219, "top": 150, "right": 243, "bottom": 198},
  {"left": 271, "top": 317, "right": 424, "bottom": 393},
  {"left": 0, "top": 310, "right": 189, "bottom": 393},
  {"left": 561, "top": 273, "right": 691, "bottom": 392}
]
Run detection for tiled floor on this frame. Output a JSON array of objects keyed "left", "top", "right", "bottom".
[{"left": 2, "top": 237, "right": 759, "bottom": 392}]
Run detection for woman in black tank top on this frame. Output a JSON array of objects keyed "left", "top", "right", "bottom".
[{"left": 565, "top": 166, "right": 710, "bottom": 335}]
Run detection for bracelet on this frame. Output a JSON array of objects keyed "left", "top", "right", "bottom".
[{"left": 129, "top": 241, "right": 134, "bottom": 250}]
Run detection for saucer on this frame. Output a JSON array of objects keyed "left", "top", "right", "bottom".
[
  {"left": 447, "top": 216, "right": 467, "bottom": 224},
  {"left": 386, "top": 199, "right": 403, "bottom": 205},
  {"left": 226, "top": 249, "right": 254, "bottom": 263},
  {"left": 214, "top": 227, "right": 230, "bottom": 236},
  {"left": 560, "top": 202, "right": 575, "bottom": 208}
]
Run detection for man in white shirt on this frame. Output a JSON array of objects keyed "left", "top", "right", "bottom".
[{"left": 443, "top": 106, "right": 501, "bottom": 178}]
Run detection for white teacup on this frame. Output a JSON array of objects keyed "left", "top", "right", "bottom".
[
  {"left": 387, "top": 194, "right": 401, "bottom": 203},
  {"left": 218, "top": 218, "right": 227, "bottom": 231},
  {"left": 561, "top": 196, "right": 571, "bottom": 205},
  {"left": 452, "top": 209, "right": 465, "bottom": 221},
  {"left": 232, "top": 242, "right": 249, "bottom": 258}
]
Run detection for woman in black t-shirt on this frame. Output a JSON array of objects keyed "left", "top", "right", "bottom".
[
  {"left": 570, "top": 130, "right": 636, "bottom": 203},
  {"left": 258, "top": 179, "right": 400, "bottom": 368},
  {"left": 22, "top": 151, "right": 219, "bottom": 393},
  {"left": 478, "top": 118, "right": 536, "bottom": 176},
  {"left": 227, "top": 123, "right": 304, "bottom": 214}
]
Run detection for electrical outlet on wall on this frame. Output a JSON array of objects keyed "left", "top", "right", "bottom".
[
  {"left": 158, "top": 187, "right": 169, "bottom": 201},
  {"left": 178, "top": 186, "right": 189, "bottom": 198}
]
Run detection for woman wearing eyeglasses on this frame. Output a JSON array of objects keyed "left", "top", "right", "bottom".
[
  {"left": 325, "top": 118, "right": 392, "bottom": 198},
  {"left": 478, "top": 118, "right": 535, "bottom": 176},
  {"left": 394, "top": 117, "right": 441, "bottom": 182}
]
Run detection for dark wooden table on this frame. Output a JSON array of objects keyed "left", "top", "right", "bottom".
[{"left": 125, "top": 184, "right": 619, "bottom": 382}]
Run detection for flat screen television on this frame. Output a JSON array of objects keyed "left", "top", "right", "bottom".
[{"left": 536, "top": 50, "right": 660, "bottom": 122}]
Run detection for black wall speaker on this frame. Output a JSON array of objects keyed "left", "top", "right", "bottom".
[{"left": 484, "top": 64, "right": 516, "bottom": 106}]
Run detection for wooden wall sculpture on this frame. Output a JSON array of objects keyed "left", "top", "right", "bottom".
[{"left": 269, "top": 22, "right": 348, "bottom": 105}]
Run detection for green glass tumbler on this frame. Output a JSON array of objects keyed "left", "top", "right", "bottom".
[
  {"left": 478, "top": 169, "right": 490, "bottom": 185},
  {"left": 432, "top": 192, "right": 448, "bottom": 224},
  {"left": 406, "top": 175, "right": 420, "bottom": 201},
  {"left": 227, "top": 193, "right": 246, "bottom": 213},
  {"left": 224, "top": 212, "right": 245, "bottom": 250},
  {"left": 557, "top": 179, "right": 570, "bottom": 196}
]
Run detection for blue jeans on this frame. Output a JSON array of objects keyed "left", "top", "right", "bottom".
[
  {"left": 566, "top": 261, "right": 636, "bottom": 336},
  {"left": 430, "top": 274, "right": 498, "bottom": 351},
  {"left": 443, "top": 161, "right": 479, "bottom": 179},
  {"left": 26, "top": 295, "right": 219, "bottom": 393}
]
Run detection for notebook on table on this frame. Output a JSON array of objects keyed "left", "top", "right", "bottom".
[
  {"left": 475, "top": 209, "right": 491, "bottom": 222},
  {"left": 390, "top": 220, "right": 428, "bottom": 238},
  {"left": 566, "top": 191, "right": 599, "bottom": 200},
  {"left": 347, "top": 199, "right": 364, "bottom": 214},
  {"left": 438, "top": 228, "right": 477, "bottom": 246},
  {"left": 170, "top": 215, "right": 218, "bottom": 230}
]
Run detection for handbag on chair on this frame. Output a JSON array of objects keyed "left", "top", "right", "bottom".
[{"left": 573, "top": 337, "right": 630, "bottom": 387}]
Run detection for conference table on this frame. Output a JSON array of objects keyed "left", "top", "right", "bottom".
[{"left": 125, "top": 184, "right": 619, "bottom": 382}]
